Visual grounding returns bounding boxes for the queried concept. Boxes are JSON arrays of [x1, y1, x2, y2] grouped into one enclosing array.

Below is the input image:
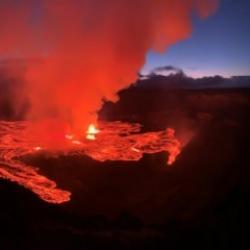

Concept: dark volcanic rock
[[1, 86, 250, 249]]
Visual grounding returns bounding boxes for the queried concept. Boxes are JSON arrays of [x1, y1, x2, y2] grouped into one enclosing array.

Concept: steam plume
[[0, 0, 219, 138]]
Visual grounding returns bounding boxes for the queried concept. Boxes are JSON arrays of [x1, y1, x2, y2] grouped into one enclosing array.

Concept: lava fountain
[[86, 124, 100, 141], [0, 120, 181, 203]]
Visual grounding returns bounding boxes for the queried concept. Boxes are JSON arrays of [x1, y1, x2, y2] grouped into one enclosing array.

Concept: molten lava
[[86, 124, 100, 140], [0, 120, 182, 204]]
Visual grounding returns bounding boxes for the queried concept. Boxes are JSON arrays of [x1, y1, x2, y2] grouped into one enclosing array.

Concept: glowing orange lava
[[0, 120, 182, 204], [86, 124, 100, 140]]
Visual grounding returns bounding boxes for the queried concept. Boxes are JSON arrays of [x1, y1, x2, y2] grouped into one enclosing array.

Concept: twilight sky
[[142, 0, 250, 78]]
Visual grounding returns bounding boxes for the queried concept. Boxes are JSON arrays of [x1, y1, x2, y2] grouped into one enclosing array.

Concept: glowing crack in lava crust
[[0, 121, 181, 204]]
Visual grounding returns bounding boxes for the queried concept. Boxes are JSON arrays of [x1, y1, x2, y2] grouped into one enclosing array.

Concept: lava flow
[[0, 120, 181, 204]]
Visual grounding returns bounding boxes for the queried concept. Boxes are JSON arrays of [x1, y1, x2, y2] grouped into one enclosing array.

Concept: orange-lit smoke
[[0, 0, 219, 137]]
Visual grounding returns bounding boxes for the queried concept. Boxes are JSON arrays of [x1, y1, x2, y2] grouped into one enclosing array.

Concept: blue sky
[[142, 0, 250, 78]]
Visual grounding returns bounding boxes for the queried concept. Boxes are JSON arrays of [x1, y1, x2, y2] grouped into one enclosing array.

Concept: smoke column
[[0, 0, 219, 142]]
